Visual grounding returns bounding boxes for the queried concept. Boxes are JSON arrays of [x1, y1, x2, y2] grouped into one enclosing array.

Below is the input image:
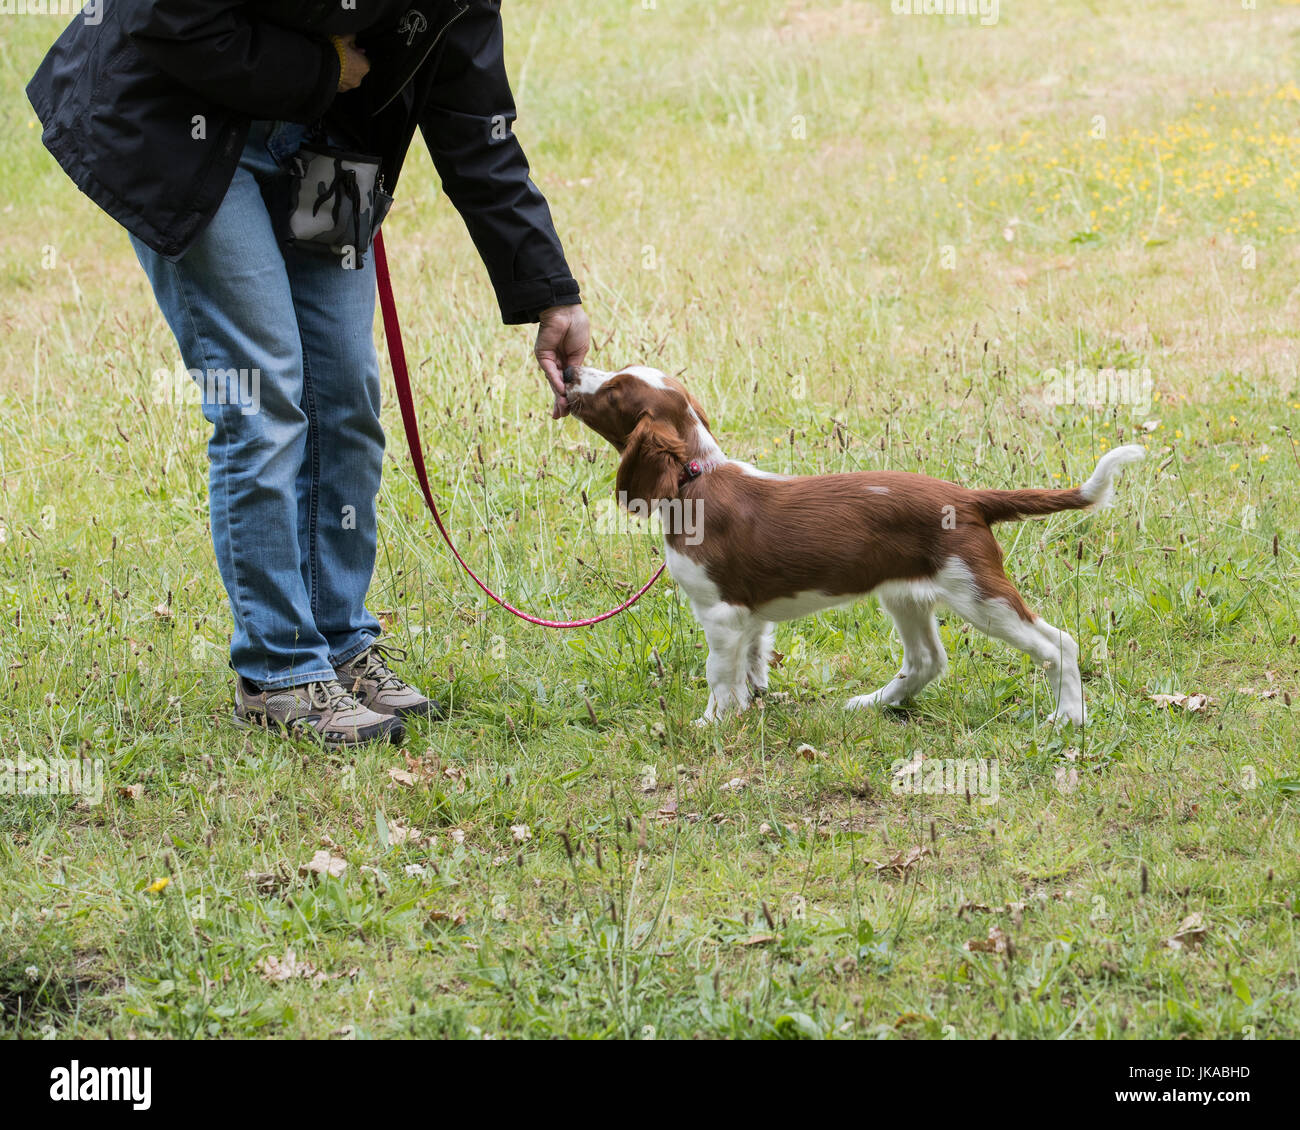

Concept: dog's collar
[[678, 458, 720, 488]]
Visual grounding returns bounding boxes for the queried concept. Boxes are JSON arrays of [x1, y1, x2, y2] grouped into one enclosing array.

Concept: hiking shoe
[[334, 643, 444, 720], [233, 677, 406, 747]]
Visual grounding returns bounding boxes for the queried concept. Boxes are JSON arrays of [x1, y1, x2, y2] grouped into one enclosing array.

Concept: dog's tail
[[972, 445, 1144, 525]]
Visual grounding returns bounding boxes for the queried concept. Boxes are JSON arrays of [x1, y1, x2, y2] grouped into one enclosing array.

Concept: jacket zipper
[[370, 1, 470, 116]]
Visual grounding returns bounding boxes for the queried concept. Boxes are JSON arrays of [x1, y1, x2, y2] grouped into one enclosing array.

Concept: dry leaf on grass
[[1150, 692, 1212, 712], [720, 776, 748, 792], [389, 760, 468, 792], [387, 751, 444, 789], [1238, 683, 1282, 700], [1167, 912, 1208, 950], [795, 743, 825, 761], [957, 900, 1027, 927], [151, 604, 173, 621], [246, 863, 293, 895], [385, 819, 434, 849], [117, 783, 144, 801], [737, 934, 776, 947], [298, 850, 347, 879], [964, 925, 1013, 955], [427, 908, 468, 927], [256, 948, 358, 986], [256, 950, 316, 983], [1055, 766, 1080, 793], [510, 824, 532, 843], [875, 845, 931, 875]]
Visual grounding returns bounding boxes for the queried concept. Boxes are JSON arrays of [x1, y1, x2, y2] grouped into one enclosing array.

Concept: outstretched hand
[[334, 34, 370, 92], [535, 304, 590, 419]]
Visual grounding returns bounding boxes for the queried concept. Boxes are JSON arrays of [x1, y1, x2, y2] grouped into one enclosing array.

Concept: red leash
[[372, 230, 665, 628]]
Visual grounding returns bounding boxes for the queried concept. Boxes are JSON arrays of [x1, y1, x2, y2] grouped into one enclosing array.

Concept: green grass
[[1, 0, 1298, 1039]]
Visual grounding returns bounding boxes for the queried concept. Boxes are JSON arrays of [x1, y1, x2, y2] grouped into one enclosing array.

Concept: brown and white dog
[[563, 364, 1143, 726]]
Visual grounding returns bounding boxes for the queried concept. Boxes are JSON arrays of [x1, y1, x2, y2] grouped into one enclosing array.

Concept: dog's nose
[[562, 365, 578, 387]]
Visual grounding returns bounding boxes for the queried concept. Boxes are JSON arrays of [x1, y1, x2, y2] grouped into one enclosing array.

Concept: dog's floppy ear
[[617, 415, 685, 512]]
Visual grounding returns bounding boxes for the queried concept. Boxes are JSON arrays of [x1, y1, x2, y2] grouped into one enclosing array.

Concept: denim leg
[[129, 122, 337, 689], [282, 241, 385, 667]]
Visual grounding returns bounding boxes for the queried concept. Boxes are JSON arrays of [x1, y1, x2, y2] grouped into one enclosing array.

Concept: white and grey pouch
[[284, 141, 393, 269]]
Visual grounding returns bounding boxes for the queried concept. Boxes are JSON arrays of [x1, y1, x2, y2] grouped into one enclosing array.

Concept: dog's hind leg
[[937, 562, 1085, 725], [1029, 617, 1084, 725], [846, 589, 946, 710]]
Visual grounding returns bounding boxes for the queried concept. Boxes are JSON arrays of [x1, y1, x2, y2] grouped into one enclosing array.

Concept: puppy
[[564, 364, 1142, 725]]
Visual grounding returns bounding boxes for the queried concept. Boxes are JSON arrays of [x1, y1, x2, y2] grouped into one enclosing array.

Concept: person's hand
[[333, 35, 370, 92], [535, 304, 590, 419]]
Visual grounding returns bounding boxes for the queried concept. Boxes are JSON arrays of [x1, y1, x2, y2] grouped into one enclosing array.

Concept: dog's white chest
[[663, 544, 722, 608]]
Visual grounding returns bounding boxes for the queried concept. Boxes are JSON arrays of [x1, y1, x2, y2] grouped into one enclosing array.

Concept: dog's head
[[563, 365, 712, 511]]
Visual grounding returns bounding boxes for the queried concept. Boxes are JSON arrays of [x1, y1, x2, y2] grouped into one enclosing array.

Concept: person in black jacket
[[28, 1, 590, 746]]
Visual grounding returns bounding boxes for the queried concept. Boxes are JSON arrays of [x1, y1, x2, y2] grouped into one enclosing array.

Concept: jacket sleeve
[[119, 0, 339, 123], [418, 1, 581, 324]]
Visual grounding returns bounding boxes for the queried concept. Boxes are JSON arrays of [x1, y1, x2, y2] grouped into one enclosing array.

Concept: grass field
[[1, 0, 1298, 1039]]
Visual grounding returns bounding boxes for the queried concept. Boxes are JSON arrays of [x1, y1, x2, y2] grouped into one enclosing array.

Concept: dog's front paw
[[1045, 706, 1087, 727], [697, 686, 752, 725], [695, 692, 721, 727], [845, 692, 885, 711]]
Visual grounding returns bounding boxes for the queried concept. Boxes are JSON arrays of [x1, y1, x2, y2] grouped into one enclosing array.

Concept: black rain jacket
[[26, 0, 581, 323]]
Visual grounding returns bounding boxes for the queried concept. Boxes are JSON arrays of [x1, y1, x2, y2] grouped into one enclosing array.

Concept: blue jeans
[[131, 120, 384, 689]]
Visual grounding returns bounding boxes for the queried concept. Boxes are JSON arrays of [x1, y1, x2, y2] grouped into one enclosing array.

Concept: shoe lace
[[356, 643, 409, 692], [306, 679, 361, 712]]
